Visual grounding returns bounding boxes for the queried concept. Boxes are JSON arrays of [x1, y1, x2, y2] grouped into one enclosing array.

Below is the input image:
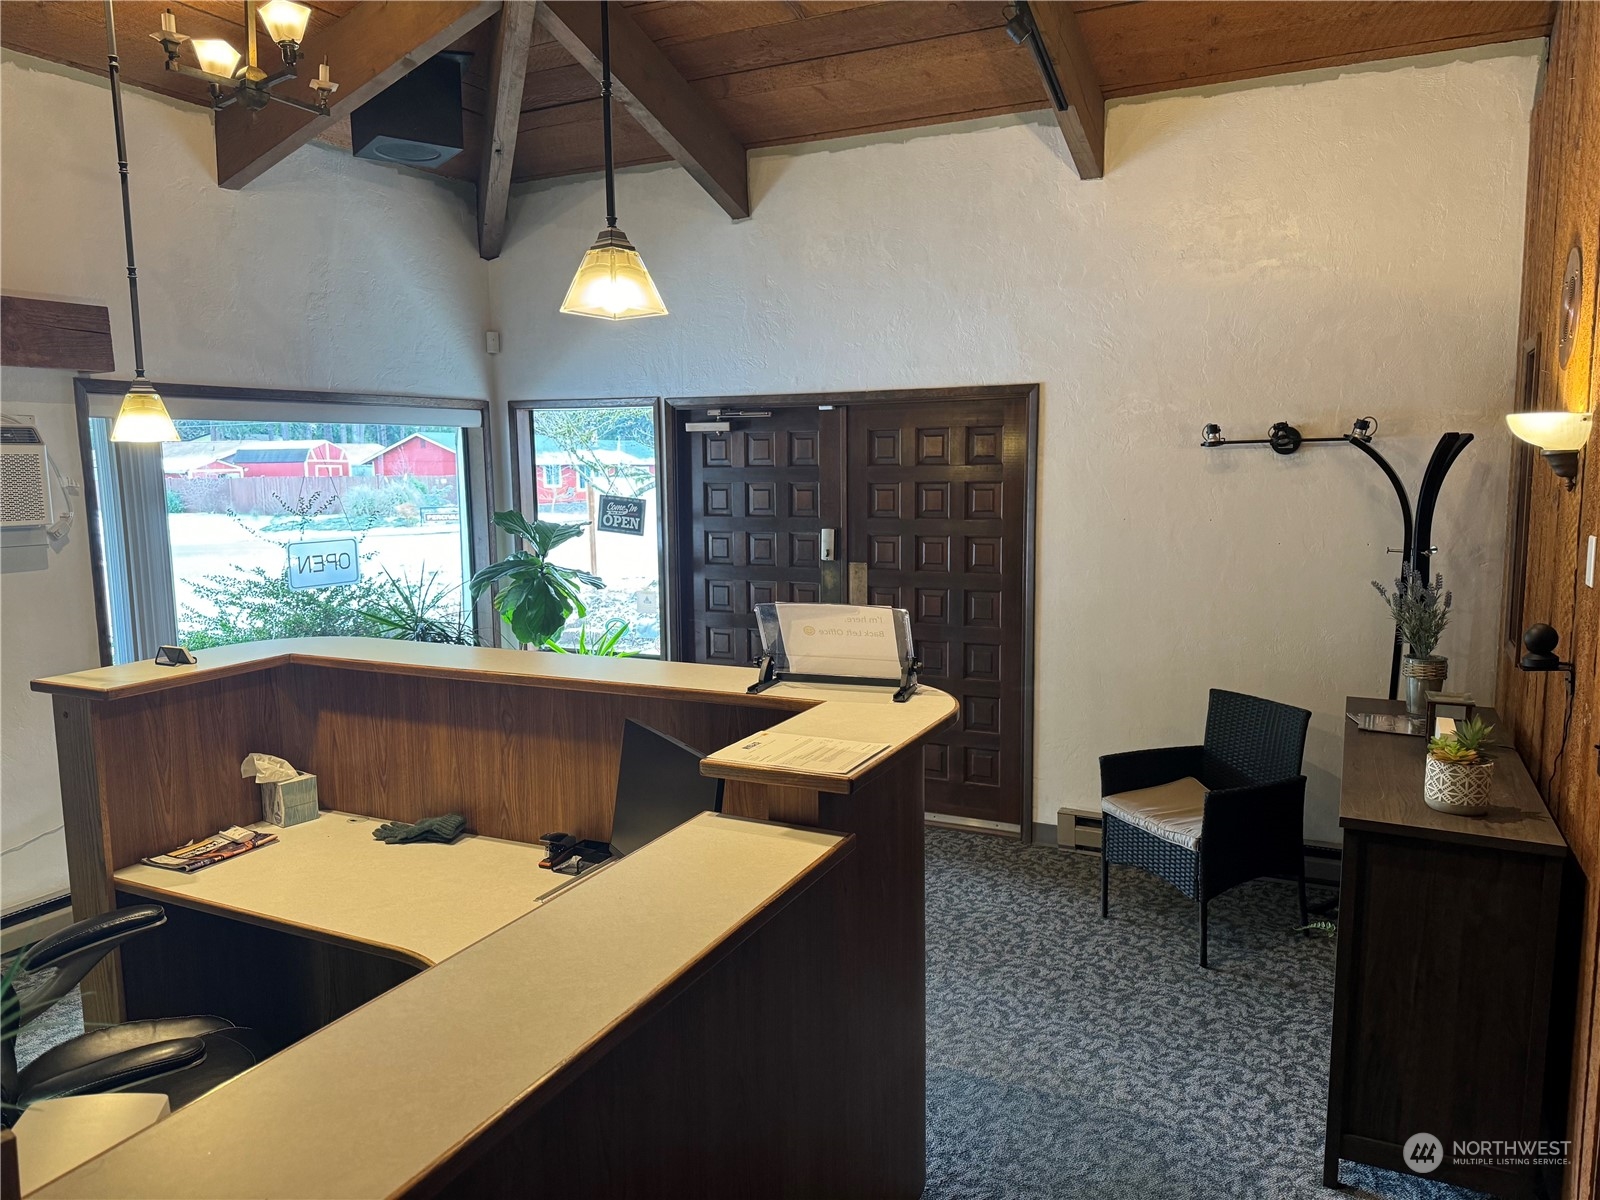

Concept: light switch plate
[[1586, 534, 1596, 588]]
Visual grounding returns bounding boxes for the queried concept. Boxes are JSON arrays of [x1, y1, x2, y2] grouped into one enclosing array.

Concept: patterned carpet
[[14, 833, 1483, 1199], [925, 828, 1484, 1200]]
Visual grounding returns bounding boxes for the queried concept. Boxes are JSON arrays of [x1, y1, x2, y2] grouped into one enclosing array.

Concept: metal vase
[[1402, 655, 1449, 716]]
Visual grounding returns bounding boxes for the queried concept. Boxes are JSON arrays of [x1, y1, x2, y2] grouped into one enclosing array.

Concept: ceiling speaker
[[351, 52, 470, 167]]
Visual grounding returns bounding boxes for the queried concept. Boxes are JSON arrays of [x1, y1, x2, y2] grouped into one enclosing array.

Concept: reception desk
[[31, 639, 957, 1197]]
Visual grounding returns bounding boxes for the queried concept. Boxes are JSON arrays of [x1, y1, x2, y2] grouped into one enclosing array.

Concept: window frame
[[74, 378, 498, 665], [509, 397, 670, 659]]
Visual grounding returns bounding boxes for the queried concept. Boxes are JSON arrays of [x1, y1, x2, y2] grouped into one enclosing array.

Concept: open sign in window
[[287, 538, 361, 590]]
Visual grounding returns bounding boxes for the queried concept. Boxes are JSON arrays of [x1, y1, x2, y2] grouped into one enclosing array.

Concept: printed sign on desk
[[597, 494, 646, 535], [286, 538, 360, 590]]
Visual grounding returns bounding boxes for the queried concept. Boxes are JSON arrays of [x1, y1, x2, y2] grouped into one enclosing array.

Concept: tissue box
[[260, 773, 319, 827]]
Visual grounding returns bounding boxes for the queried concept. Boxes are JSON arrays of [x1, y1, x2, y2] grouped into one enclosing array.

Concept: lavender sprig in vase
[[1372, 567, 1452, 715]]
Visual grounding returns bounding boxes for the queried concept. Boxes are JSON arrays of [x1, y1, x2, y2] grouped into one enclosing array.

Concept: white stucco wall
[[487, 47, 1543, 841], [0, 52, 491, 911]]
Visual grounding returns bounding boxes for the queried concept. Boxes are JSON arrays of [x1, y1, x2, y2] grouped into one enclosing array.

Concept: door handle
[[820, 528, 836, 562]]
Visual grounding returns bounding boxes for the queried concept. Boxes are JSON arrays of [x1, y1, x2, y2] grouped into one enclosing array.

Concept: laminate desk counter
[[35, 640, 954, 1197], [34, 814, 852, 1200], [114, 812, 568, 967]]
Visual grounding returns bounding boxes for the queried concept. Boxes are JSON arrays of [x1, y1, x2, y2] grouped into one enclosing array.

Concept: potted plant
[[1423, 716, 1495, 816], [1372, 566, 1452, 715], [469, 511, 604, 648]]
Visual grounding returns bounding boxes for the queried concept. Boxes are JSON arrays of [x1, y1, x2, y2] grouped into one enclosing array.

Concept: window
[[516, 401, 664, 657], [80, 383, 490, 664]]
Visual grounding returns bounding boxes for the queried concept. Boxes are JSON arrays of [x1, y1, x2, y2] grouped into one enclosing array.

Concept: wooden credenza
[[1324, 698, 1572, 1198]]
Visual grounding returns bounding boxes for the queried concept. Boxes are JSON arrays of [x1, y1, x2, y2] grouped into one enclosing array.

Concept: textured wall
[[0, 52, 490, 911], [489, 48, 1543, 840]]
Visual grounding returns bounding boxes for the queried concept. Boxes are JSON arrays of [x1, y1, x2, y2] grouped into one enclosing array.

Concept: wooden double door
[[671, 387, 1037, 834]]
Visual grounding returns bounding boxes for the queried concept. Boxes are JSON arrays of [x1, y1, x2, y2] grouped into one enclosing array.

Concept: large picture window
[[513, 400, 665, 657], [78, 382, 491, 665]]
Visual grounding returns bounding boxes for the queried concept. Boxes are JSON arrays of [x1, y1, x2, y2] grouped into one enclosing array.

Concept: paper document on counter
[[713, 730, 891, 775]]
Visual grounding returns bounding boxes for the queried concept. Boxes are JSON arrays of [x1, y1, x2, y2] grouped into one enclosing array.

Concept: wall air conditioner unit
[[1, 421, 57, 530]]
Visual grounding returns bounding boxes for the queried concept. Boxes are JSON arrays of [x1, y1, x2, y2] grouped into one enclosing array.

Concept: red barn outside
[[364, 433, 458, 478]]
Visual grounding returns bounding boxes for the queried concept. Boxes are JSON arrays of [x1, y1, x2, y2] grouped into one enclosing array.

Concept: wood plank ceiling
[[0, 0, 1554, 254], [3, 1, 1553, 178]]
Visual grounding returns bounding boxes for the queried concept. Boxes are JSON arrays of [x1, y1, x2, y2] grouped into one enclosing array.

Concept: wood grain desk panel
[[35, 815, 850, 1200], [114, 812, 563, 967]]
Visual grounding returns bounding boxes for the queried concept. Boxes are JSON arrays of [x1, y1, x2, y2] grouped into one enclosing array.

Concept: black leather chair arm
[[1099, 745, 1204, 797], [18, 1037, 206, 1106], [1200, 776, 1308, 899], [14, 906, 166, 1031]]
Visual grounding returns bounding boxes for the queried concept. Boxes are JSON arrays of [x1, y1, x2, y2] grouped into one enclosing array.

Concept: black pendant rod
[[601, 2, 616, 229], [104, 0, 148, 382]]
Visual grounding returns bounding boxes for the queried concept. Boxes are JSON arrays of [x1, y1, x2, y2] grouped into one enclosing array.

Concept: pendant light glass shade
[[257, 0, 311, 45], [561, 227, 668, 321], [1505, 410, 1592, 451], [110, 381, 180, 443], [191, 37, 243, 78]]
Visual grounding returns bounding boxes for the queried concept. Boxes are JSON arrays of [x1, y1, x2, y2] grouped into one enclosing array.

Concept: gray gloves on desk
[[372, 814, 468, 845]]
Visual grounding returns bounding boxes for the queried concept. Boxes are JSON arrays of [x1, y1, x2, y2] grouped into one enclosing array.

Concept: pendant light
[[105, 0, 178, 442], [560, 3, 667, 321]]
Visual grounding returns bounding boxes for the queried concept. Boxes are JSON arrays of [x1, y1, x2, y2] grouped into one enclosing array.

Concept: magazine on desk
[[142, 826, 278, 873]]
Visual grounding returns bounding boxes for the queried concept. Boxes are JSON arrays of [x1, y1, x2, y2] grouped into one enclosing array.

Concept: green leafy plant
[[543, 618, 634, 656], [179, 565, 392, 649], [469, 511, 603, 648], [359, 568, 478, 645], [1427, 716, 1495, 764], [1372, 566, 1452, 658]]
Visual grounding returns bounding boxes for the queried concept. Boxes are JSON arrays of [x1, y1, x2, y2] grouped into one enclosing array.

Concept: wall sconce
[[1506, 411, 1591, 490]]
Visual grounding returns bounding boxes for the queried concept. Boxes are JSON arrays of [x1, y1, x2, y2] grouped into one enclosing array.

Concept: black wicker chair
[[1099, 689, 1312, 967]]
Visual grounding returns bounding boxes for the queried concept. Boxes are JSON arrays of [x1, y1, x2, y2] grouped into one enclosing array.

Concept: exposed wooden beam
[[1024, 1, 1106, 180], [537, 1, 750, 220], [478, 2, 539, 259], [1, 298, 114, 372], [215, 1, 500, 190]]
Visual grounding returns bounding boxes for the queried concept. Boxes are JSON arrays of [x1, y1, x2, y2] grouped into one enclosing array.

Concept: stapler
[[538, 832, 579, 870], [538, 833, 612, 874]]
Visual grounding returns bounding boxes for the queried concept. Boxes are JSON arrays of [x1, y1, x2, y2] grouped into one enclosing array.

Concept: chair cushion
[[1101, 776, 1207, 851]]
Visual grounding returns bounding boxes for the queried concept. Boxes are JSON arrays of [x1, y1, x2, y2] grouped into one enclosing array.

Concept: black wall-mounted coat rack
[[1201, 418, 1474, 699]]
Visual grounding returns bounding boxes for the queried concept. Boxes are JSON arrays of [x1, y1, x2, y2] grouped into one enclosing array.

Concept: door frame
[[508, 396, 672, 659], [663, 385, 1040, 843]]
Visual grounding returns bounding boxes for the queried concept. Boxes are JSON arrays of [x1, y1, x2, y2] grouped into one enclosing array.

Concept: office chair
[[2, 905, 261, 1127], [1099, 689, 1311, 967]]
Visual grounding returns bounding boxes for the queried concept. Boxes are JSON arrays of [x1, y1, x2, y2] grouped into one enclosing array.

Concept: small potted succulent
[[1372, 566, 1452, 715], [1423, 716, 1495, 816]]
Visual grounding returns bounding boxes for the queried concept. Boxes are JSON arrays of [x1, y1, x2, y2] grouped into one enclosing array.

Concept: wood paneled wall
[[1496, 5, 1600, 1196]]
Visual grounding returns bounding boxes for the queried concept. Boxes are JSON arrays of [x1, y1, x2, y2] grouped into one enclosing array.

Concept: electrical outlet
[[1587, 534, 1596, 588]]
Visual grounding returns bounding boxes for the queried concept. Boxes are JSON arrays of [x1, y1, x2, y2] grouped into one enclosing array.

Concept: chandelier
[[152, 1, 337, 115]]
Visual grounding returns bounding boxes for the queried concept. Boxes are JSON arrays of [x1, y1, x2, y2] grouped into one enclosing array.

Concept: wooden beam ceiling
[[1, 0, 1555, 192], [215, 0, 501, 189], [477, 1, 538, 259], [537, 1, 750, 220], [1023, 2, 1105, 181]]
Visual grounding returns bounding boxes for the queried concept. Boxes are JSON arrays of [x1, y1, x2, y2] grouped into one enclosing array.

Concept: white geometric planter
[[1423, 757, 1495, 816]]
